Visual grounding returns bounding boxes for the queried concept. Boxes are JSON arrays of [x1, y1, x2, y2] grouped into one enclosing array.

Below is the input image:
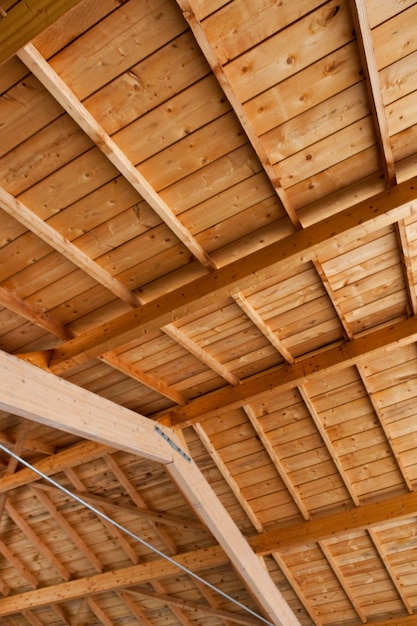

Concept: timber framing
[[0, 350, 299, 626], [2, 1, 417, 624]]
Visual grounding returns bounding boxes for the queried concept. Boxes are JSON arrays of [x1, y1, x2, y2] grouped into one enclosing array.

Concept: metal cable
[[0, 443, 274, 625]]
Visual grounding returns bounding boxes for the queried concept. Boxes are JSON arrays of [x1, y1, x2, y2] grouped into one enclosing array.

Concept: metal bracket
[[154, 425, 191, 462]]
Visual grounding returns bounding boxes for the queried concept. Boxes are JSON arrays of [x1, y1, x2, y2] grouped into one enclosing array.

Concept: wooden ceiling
[[1, 0, 417, 624]]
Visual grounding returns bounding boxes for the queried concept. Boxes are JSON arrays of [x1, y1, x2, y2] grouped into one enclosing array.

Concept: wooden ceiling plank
[[0, 0, 83, 65], [232, 294, 295, 363], [31, 485, 103, 573], [100, 351, 186, 406], [312, 259, 354, 340], [270, 552, 319, 625], [125, 586, 265, 626], [51, 604, 71, 625], [5, 500, 71, 581], [21, 610, 44, 626], [165, 314, 417, 427], [192, 577, 238, 626], [117, 591, 154, 626], [150, 579, 195, 626], [194, 422, 264, 533], [87, 598, 116, 626], [46, 175, 417, 372], [0, 350, 299, 626], [0, 186, 140, 309], [0, 285, 180, 406], [164, 430, 302, 626], [17, 43, 217, 271], [250, 489, 417, 556], [356, 362, 414, 490], [0, 440, 110, 494], [349, 0, 396, 185], [103, 453, 178, 556], [298, 385, 360, 506], [0, 420, 30, 523], [0, 579, 10, 597], [76, 490, 205, 533], [396, 220, 417, 315]]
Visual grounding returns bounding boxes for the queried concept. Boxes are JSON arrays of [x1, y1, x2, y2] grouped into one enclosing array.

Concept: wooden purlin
[[164, 314, 417, 427], [40, 175, 417, 372]]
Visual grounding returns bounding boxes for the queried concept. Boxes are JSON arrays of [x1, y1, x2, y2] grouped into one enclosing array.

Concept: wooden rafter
[[3, 435, 417, 564], [0, 186, 140, 308], [349, 0, 396, 185], [175, 0, 300, 227], [0, 285, 73, 340], [18, 43, 216, 271], [125, 587, 265, 626]]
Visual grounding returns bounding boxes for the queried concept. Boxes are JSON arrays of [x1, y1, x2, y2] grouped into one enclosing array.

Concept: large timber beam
[[0, 350, 300, 626], [41, 175, 417, 373], [250, 489, 417, 555], [161, 314, 417, 426], [0, 544, 228, 616], [0, 0, 83, 65]]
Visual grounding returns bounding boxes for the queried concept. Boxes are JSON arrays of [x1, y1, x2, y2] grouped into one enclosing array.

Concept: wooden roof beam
[[0, 186, 140, 309], [176, 0, 300, 227], [0, 0, 83, 65], [250, 489, 417, 555], [163, 313, 417, 427], [0, 285, 73, 340], [349, 0, 396, 185], [18, 43, 216, 271], [0, 350, 300, 626], [43, 174, 417, 373]]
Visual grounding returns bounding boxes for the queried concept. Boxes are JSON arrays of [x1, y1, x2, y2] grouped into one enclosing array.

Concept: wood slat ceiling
[[1, 0, 417, 624]]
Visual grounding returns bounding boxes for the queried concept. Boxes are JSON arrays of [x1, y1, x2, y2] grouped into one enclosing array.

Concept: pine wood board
[[291, 155, 383, 219], [50, 0, 187, 100], [276, 117, 376, 188], [86, 31, 211, 136], [138, 112, 248, 191], [0, 75, 63, 158], [262, 82, 369, 164], [0, 116, 93, 197], [223, 0, 354, 103], [373, 4, 417, 70], [245, 41, 362, 137]]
